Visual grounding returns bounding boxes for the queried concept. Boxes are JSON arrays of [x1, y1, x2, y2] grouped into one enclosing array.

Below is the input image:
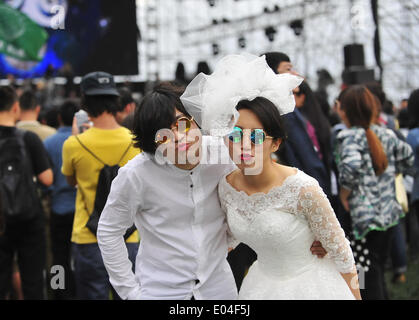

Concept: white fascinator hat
[[180, 53, 304, 136]]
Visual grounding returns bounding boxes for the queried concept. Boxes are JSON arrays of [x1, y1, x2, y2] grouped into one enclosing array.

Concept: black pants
[[360, 227, 394, 300], [0, 214, 47, 300], [227, 243, 257, 291], [407, 201, 419, 257], [50, 211, 75, 300]]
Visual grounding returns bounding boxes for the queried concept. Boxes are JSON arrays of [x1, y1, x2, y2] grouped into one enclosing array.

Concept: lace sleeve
[[297, 183, 356, 274], [219, 179, 240, 250]]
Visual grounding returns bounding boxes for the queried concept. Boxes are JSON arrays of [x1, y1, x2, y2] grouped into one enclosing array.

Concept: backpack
[[0, 129, 41, 231], [75, 136, 136, 240]]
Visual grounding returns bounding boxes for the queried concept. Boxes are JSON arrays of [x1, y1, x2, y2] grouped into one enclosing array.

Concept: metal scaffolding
[[139, 0, 419, 103], [143, 0, 161, 82]]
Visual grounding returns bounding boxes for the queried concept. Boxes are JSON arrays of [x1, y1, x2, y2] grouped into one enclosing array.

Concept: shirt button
[[190, 184, 193, 188]]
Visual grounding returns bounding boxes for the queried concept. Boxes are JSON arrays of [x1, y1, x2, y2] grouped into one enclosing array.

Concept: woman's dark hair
[[314, 91, 331, 122], [297, 81, 332, 169], [235, 97, 287, 144], [407, 89, 419, 129], [81, 94, 120, 118], [340, 85, 388, 176], [132, 82, 191, 154]]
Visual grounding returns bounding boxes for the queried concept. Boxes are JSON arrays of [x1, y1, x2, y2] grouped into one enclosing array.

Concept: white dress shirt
[[97, 137, 238, 300]]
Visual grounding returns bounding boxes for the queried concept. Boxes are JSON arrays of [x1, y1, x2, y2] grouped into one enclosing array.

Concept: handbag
[[395, 173, 409, 213]]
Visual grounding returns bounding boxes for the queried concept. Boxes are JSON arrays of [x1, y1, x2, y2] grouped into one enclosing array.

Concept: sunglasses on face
[[172, 116, 194, 133], [227, 127, 273, 145], [155, 115, 194, 145]]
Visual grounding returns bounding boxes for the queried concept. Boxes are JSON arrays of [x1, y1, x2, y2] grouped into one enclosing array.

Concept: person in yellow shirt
[[62, 72, 140, 300]]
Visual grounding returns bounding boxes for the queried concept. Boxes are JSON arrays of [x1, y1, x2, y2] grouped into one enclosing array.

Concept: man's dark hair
[[0, 86, 17, 112], [39, 107, 59, 129], [60, 99, 80, 126], [118, 87, 134, 111], [262, 52, 291, 74], [81, 94, 120, 118], [19, 90, 38, 111], [132, 82, 191, 154]]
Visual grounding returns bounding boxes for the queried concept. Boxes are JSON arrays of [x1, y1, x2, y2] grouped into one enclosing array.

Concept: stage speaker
[[344, 44, 365, 68], [342, 67, 375, 85]]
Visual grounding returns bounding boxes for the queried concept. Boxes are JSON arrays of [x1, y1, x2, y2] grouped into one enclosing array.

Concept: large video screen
[[0, 0, 139, 78]]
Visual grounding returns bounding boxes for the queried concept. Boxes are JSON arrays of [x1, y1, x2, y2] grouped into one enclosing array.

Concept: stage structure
[[138, 0, 419, 104]]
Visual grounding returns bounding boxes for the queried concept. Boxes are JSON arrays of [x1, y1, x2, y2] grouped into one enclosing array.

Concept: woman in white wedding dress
[[181, 54, 361, 300], [218, 101, 360, 300]]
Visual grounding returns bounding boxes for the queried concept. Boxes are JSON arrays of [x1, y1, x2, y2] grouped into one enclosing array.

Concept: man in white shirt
[[97, 83, 326, 300], [97, 83, 238, 300]]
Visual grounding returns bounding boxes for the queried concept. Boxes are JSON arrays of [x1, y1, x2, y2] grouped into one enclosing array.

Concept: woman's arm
[[339, 187, 351, 212], [297, 183, 361, 300]]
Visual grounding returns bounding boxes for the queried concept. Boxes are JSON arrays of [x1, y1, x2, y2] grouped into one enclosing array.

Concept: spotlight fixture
[[289, 19, 304, 36], [238, 36, 246, 48], [212, 43, 220, 56], [263, 5, 280, 13], [207, 0, 216, 7], [264, 26, 277, 42]]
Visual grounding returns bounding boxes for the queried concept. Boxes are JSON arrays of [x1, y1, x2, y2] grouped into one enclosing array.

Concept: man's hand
[[310, 241, 327, 258], [72, 115, 92, 136]]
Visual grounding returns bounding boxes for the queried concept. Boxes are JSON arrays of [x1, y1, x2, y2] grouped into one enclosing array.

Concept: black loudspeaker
[[342, 67, 375, 85], [344, 44, 365, 68]]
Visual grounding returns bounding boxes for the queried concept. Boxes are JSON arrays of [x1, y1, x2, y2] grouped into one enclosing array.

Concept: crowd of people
[[0, 50, 418, 300]]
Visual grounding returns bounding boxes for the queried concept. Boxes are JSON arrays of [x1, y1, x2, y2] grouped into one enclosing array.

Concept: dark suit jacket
[[279, 109, 331, 197]]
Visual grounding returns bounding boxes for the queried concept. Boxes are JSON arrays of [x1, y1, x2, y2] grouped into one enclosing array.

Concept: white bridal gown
[[219, 169, 356, 300]]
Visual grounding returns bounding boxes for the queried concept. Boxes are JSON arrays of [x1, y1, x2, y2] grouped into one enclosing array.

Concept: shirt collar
[[147, 151, 202, 176], [58, 126, 72, 133], [17, 120, 41, 126]]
